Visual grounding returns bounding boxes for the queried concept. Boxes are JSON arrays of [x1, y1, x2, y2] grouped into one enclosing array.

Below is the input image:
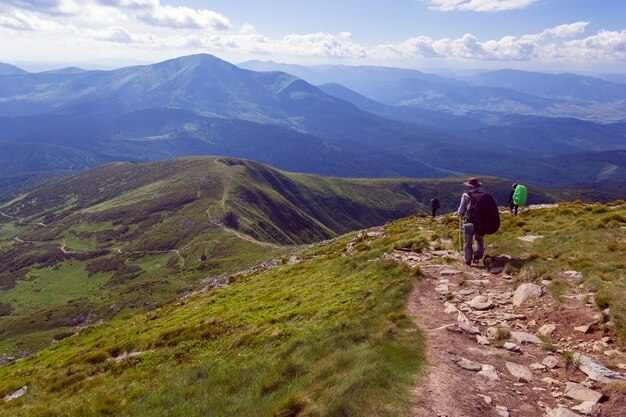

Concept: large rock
[[452, 356, 482, 372], [457, 312, 480, 334], [478, 364, 500, 381], [564, 382, 604, 403], [538, 323, 556, 337], [546, 407, 581, 417], [571, 402, 597, 416], [3, 386, 27, 402], [542, 355, 560, 369], [468, 295, 494, 310], [574, 353, 626, 383], [505, 362, 533, 382], [511, 331, 542, 345], [512, 283, 543, 306]]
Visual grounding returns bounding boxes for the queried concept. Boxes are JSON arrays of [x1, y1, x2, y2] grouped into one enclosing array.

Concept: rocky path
[[387, 250, 626, 417]]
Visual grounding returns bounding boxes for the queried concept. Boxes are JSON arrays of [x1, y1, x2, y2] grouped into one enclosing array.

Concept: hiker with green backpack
[[508, 183, 528, 215], [457, 177, 501, 266]]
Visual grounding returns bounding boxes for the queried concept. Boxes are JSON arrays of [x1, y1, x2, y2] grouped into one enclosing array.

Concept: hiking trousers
[[463, 223, 484, 264]]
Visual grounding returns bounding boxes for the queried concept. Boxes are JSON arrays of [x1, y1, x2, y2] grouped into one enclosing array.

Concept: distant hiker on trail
[[457, 177, 500, 266], [508, 183, 519, 215], [509, 182, 528, 215], [430, 198, 440, 217]]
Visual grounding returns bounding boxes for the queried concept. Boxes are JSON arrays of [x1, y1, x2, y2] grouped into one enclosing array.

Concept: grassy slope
[[0, 156, 620, 358], [1, 200, 623, 417], [0, 233, 426, 417]]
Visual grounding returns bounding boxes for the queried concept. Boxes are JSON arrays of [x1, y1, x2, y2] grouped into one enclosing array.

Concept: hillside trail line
[[205, 159, 283, 250], [385, 248, 625, 417]]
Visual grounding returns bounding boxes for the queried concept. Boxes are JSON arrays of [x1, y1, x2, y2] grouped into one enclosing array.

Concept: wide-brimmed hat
[[463, 177, 482, 188]]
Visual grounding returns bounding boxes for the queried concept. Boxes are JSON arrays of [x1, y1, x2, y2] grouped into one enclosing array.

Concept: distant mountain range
[[241, 61, 626, 123], [0, 54, 624, 200]]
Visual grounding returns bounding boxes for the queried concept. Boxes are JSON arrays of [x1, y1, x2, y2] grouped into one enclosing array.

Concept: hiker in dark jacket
[[508, 183, 519, 215], [457, 177, 484, 266], [430, 198, 440, 217]]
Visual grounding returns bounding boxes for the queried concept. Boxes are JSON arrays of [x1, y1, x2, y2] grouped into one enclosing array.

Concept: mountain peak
[[0, 62, 27, 75]]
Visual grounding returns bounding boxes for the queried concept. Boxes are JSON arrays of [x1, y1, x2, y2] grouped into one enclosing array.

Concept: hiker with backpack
[[457, 177, 500, 266], [508, 182, 528, 215], [430, 198, 440, 217]]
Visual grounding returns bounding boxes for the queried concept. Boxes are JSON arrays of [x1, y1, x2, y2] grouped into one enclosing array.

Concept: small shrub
[[47, 372, 87, 392], [562, 351, 576, 371], [393, 234, 429, 253], [493, 327, 510, 348], [272, 392, 307, 417], [538, 335, 557, 352]]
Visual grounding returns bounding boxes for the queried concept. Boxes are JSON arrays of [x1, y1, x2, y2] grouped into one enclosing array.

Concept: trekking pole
[[458, 216, 462, 251]]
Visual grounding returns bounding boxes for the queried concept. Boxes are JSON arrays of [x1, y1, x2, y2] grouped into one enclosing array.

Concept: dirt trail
[[205, 159, 283, 250], [387, 250, 626, 417]]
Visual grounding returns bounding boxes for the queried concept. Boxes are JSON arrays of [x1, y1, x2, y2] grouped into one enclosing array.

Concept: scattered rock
[[531, 363, 547, 371], [3, 386, 27, 402], [490, 266, 504, 274], [478, 364, 500, 381], [503, 342, 521, 352], [452, 356, 482, 372], [435, 283, 449, 295], [496, 405, 510, 417], [443, 302, 458, 314], [564, 382, 604, 404], [517, 235, 544, 243], [513, 283, 543, 306], [542, 377, 559, 385], [476, 335, 490, 345], [538, 323, 557, 337], [546, 407, 581, 417], [511, 331, 542, 345], [458, 289, 477, 296], [477, 394, 492, 404], [506, 362, 533, 383], [287, 255, 300, 265], [564, 270, 583, 280], [542, 355, 560, 369], [571, 401, 597, 416], [574, 325, 591, 334], [457, 312, 480, 334], [468, 295, 494, 310], [574, 352, 626, 383]]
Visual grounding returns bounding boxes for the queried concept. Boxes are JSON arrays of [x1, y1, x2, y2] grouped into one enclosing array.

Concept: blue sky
[[1, 0, 625, 73]]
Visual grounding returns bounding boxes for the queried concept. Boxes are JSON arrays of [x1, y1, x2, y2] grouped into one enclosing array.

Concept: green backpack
[[513, 184, 528, 206]]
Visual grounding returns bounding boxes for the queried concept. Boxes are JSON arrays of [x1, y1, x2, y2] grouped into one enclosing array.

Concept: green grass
[[0, 262, 111, 315], [0, 244, 426, 417], [0, 222, 28, 240]]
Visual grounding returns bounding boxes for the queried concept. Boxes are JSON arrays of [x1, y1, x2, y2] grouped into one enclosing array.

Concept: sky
[[1, 0, 626, 73]]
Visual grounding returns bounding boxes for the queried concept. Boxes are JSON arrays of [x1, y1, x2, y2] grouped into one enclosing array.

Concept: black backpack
[[466, 191, 500, 235]]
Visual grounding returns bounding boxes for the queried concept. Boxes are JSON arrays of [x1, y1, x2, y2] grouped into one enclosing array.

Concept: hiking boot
[[464, 260, 471, 266]]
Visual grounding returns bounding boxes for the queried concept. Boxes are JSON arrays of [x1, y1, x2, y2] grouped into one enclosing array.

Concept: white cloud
[[2, 0, 81, 15], [564, 29, 626, 60], [92, 0, 232, 30], [425, 0, 540, 12], [372, 22, 608, 62], [541, 21, 589, 38], [91, 25, 133, 42], [0, 10, 77, 32], [136, 4, 231, 30]]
